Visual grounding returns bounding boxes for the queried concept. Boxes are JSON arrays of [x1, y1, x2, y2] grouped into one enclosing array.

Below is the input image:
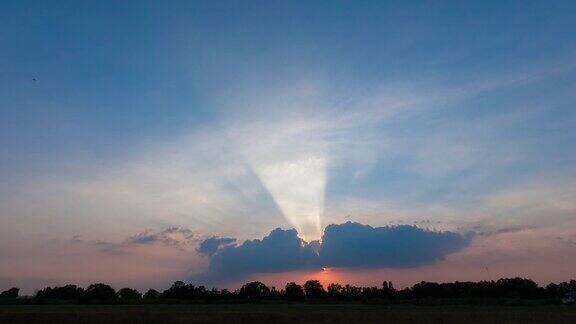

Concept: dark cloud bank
[[196, 222, 470, 283], [197, 236, 237, 256]]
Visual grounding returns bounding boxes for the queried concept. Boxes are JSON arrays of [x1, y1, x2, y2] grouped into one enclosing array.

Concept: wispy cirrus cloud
[[128, 227, 197, 247], [64, 227, 199, 256]]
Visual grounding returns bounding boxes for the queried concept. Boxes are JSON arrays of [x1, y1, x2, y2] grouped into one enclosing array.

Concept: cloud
[[199, 228, 319, 282], [319, 222, 470, 268], [65, 227, 199, 256], [128, 227, 197, 247], [197, 222, 469, 283], [197, 236, 236, 256]]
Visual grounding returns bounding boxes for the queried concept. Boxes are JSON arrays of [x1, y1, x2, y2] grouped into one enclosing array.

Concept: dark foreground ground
[[1, 304, 576, 324]]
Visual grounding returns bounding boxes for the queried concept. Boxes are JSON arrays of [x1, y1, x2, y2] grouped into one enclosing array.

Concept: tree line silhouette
[[1, 278, 576, 304]]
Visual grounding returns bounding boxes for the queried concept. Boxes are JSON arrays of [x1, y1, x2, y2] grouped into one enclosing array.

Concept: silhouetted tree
[[143, 289, 160, 300], [84, 283, 116, 301], [546, 283, 560, 296], [303, 280, 325, 299], [494, 278, 541, 298], [410, 281, 442, 298], [14, 276, 576, 304], [161, 281, 208, 300], [268, 286, 282, 300], [36, 285, 84, 300], [381, 281, 395, 298], [219, 288, 233, 299], [552, 280, 576, 298], [341, 284, 362, 300], [0, 288, 19, 298], [384, 281, 393, 290], [117, 288, 142, 300], [327, 283, 342, 299], [239, 281, 270, 299], [162, 281, 186, 299], [283, 282, 305, 301]]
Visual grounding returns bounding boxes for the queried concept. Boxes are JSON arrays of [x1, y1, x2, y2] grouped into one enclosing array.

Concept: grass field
[[1, 304, 576, 323]]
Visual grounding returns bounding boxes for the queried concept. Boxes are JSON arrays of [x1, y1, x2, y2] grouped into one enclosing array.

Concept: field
[[1, 304, 576, 324]]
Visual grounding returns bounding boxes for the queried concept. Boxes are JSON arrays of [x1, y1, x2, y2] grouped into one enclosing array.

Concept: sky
[[1, 0, 576, 294]]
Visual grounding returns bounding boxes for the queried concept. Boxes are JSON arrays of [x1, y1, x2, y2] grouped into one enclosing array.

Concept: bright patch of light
[[254, 156, 326, 241]]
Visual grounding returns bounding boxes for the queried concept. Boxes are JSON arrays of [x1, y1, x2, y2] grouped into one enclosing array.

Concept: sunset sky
[[1, 0, 576, 294]]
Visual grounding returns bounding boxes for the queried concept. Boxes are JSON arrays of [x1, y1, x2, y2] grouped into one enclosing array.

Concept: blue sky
[[1, 1, 576, 292]]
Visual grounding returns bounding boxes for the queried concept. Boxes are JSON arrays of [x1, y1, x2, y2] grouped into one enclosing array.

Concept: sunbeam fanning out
[[254, 156, 326, 241], [225, 113, 331, 242]]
